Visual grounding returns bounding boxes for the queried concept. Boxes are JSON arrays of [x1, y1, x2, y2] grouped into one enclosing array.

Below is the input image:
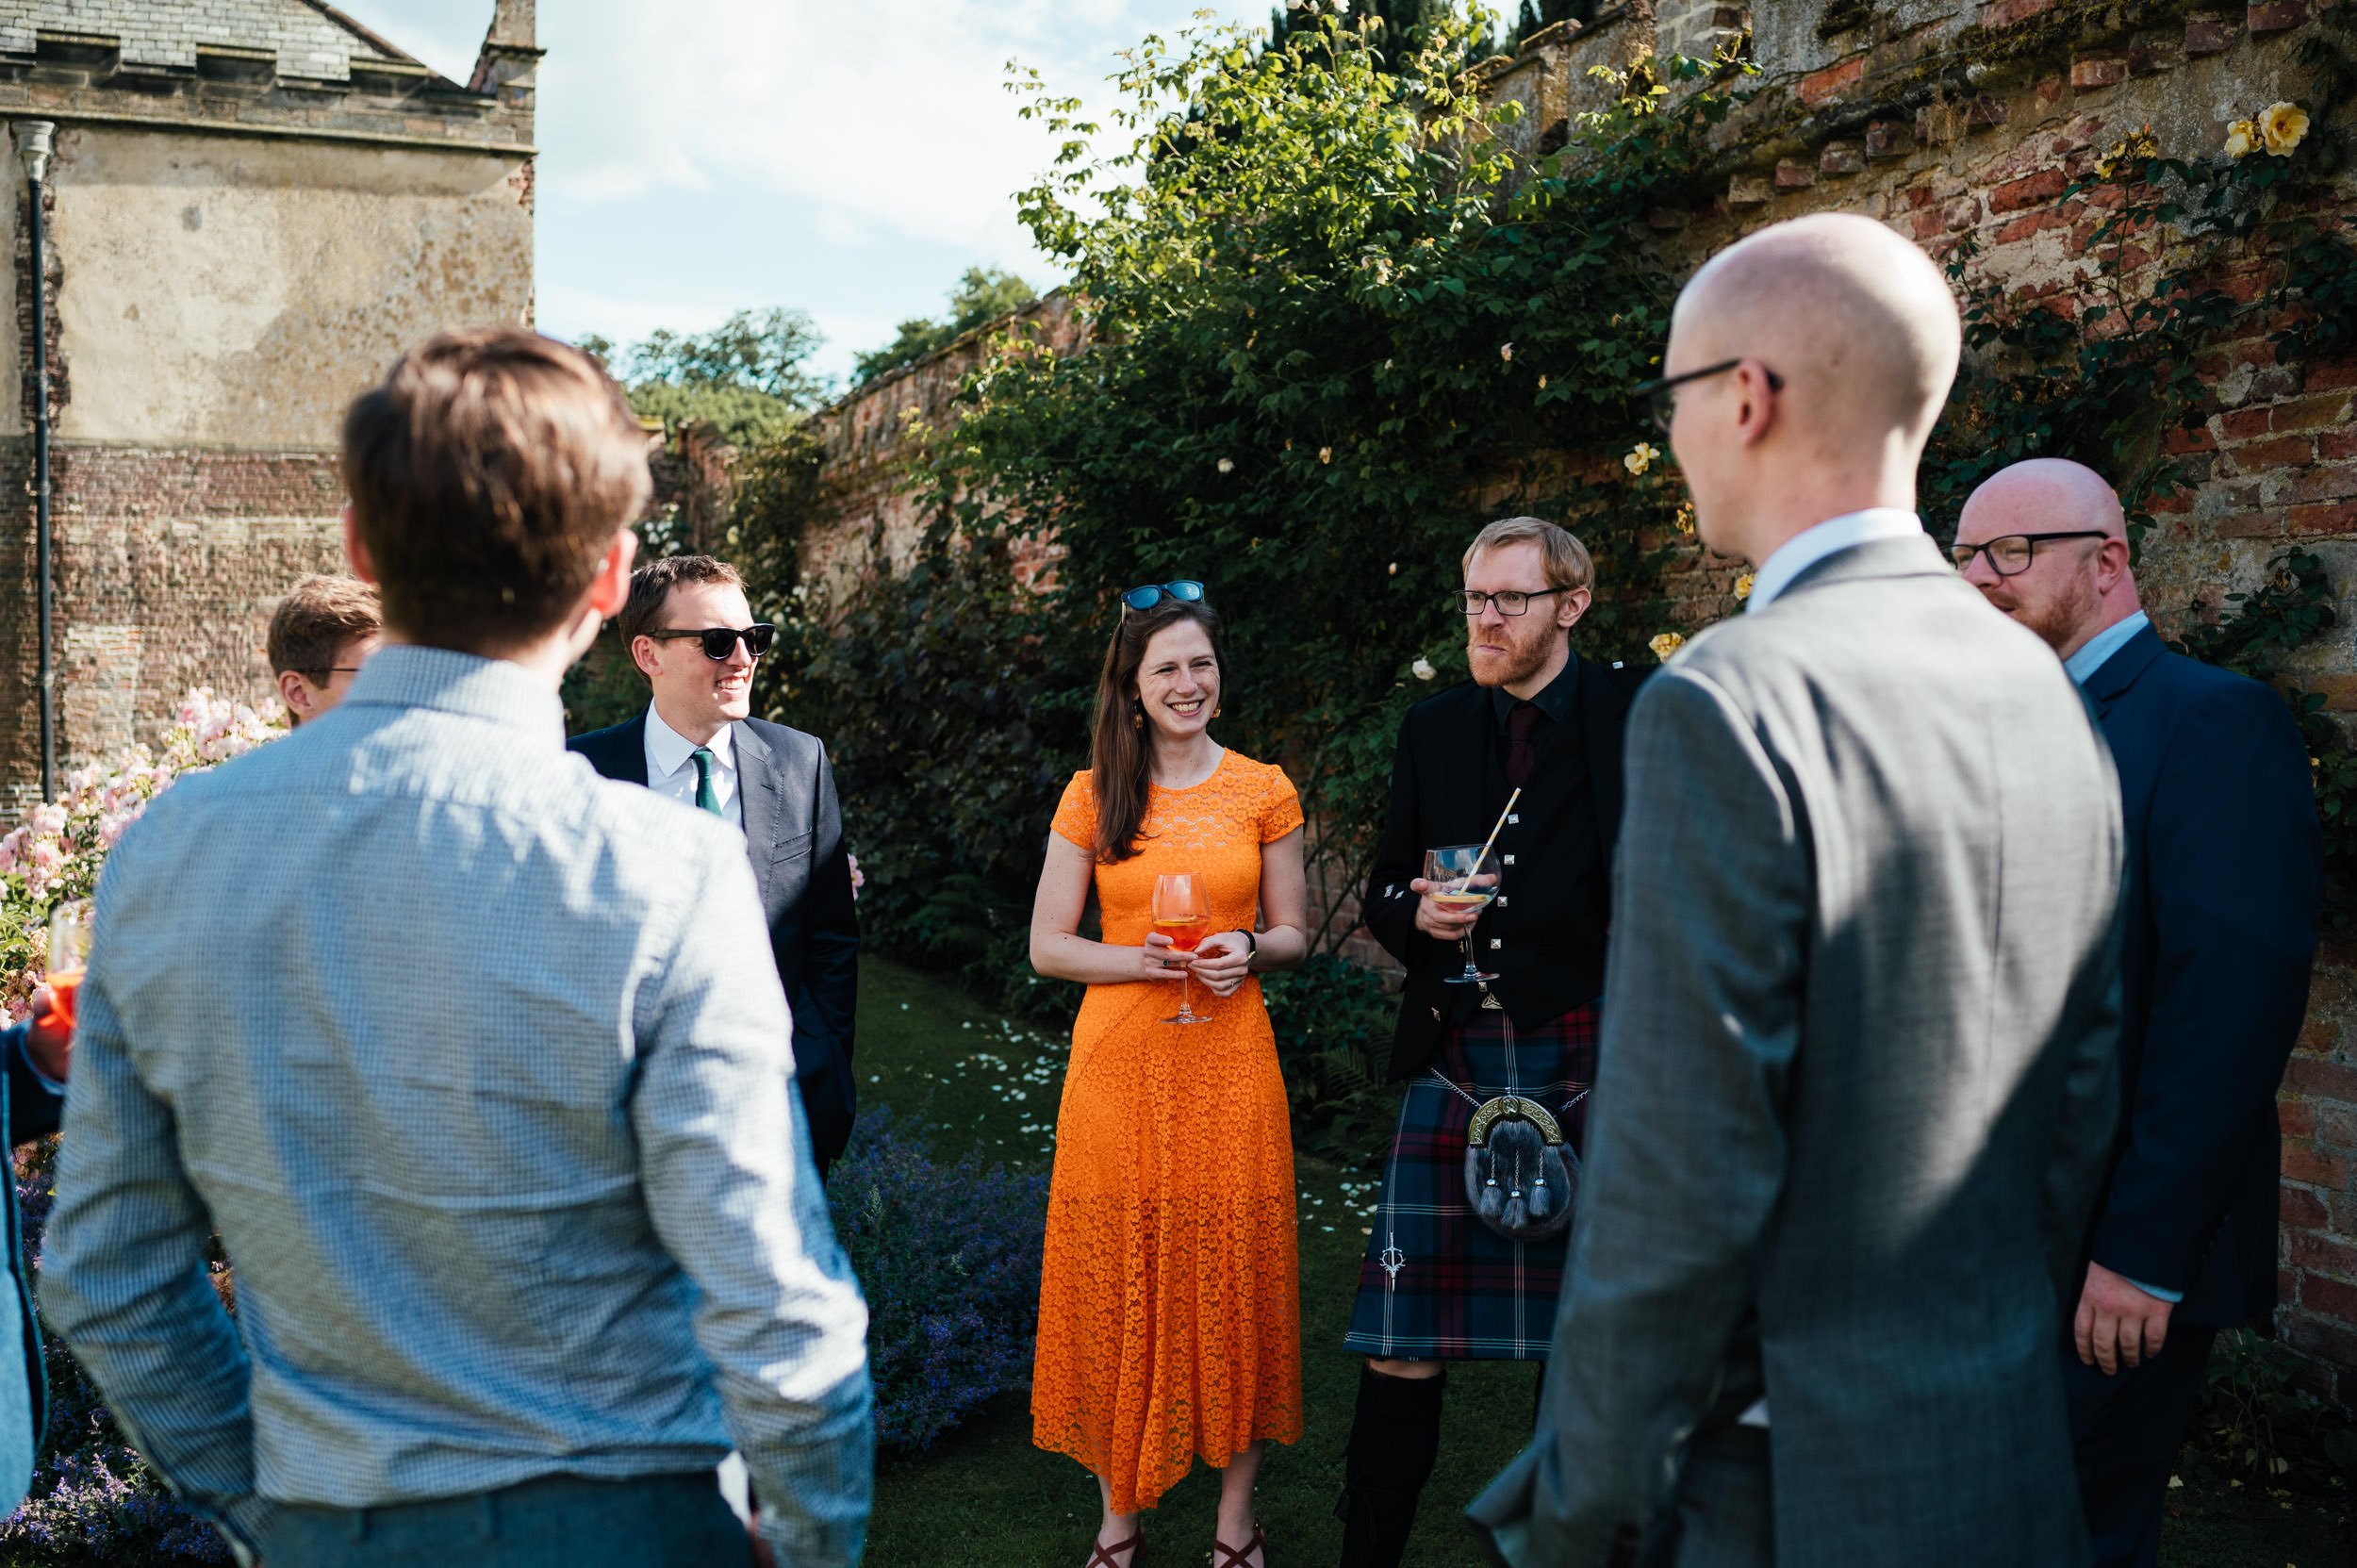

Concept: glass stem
[[1181, 966, 1193, 1019]]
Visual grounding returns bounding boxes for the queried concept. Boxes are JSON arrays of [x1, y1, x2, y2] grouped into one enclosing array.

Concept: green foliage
[[581, 306, 829, 445], [1261, 952, 1399, 1167], [2185, 1329, 2357, 1492], [850, 267, 1040, 388]]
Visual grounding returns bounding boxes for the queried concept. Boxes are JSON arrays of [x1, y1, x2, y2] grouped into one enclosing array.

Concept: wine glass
[[1425, 845, 1501, 985], [40, 898, 93, 1031], [1151, 872, 1211, 1027]]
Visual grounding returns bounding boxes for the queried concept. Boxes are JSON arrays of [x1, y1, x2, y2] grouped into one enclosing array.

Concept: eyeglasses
[[1948, 532, 2111, 578], [645, 624, 777, 660], [301, 667, 366, 683], [1121, 580, 1206, 613], [1450, 587, 1567, 617], [1633, 359, 1786, 436]]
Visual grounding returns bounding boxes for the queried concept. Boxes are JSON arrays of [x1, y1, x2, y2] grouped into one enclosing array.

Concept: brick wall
[[790, 0, 2357, 1401]]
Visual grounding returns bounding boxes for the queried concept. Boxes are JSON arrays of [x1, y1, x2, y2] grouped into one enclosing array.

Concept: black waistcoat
[[1360, 653, 1651, 1081]]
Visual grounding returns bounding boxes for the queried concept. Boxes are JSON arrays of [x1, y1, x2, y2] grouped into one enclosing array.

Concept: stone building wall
[[0, 0, 539, 809], [793, 0, 2357, 1401]]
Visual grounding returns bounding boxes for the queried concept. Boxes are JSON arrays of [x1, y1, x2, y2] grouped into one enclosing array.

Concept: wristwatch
[[1241, 929, 1259, 966]]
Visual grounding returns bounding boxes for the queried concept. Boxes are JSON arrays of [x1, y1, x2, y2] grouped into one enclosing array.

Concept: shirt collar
[[644, 703, 734, 779], [1491, 650, 1581, 728], [340, 645, 565, 747], [2064, 609, 2151, 687], [1746, 508, 1925, 614]]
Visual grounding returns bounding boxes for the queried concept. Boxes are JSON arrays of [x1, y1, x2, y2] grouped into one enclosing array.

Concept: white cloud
[[536, 0, 1264, 272]]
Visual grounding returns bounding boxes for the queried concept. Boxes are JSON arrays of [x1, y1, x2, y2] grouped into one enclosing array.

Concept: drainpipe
[[14, 122, 54, 803]]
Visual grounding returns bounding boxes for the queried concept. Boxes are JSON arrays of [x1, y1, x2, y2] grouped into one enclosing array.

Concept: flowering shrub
[[826, 1112, 1047, 1451], [1, 691, 283, 1019]]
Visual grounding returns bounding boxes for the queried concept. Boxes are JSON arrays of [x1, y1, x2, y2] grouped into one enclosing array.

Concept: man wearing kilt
[[1336, 517, 1650, 1568]]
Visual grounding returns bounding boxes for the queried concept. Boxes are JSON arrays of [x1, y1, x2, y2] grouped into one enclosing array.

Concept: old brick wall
[[793, 0, 2357, 1400], [0, 0, 538, 811]]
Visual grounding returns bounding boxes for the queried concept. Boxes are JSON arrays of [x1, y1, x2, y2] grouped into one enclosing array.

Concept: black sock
[[1336, 1364, 1447, 1568]]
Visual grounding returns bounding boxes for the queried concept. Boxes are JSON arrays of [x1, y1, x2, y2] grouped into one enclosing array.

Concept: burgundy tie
[[1507, 701, 1541, 789]]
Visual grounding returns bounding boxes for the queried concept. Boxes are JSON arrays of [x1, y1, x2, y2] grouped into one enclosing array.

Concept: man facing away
[[1470, 213, 2125, 1567], [41, 329, 874, 1568], [0, 984, 70, 1519], [1953, 457, 2321, 1568], [1339, 518, 1650, 1567], [268, 573, 382, 726], [570, 556, 861, 1175]]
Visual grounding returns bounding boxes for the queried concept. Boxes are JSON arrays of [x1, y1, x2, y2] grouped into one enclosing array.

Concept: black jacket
[[1362, 654, 1652, 1081], [570, 711, 862, 1171], [2079, 625, 2321, 1326]]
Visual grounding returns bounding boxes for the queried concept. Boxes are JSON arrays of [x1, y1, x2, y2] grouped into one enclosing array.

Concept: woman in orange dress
[[1029, 585, 1308, 1568]]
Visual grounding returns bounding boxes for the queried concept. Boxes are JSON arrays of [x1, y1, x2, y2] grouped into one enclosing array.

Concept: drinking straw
[[1472, 786, 1522, 876]]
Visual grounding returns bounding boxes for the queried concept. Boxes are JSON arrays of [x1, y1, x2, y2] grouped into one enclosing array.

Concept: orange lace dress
[[1030, 751, 1305, 1513]]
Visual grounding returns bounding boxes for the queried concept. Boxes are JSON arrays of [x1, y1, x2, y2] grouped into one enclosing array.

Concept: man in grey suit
[[1469, 213, 2125, 1567]]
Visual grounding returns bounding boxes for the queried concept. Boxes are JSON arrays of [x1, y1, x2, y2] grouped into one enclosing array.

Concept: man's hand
[[2075, 1260, 2173, 1376], [22, 984, 71, 1083], [1409, 877, 1484, 942]]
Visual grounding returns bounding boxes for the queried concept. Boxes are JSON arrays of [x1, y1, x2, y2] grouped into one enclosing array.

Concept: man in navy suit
[[571, 555, 861, 1175], [1954, 457, 2322, 1568]]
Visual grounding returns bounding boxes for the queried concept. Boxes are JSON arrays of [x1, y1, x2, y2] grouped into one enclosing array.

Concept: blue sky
[[339, 0, 1267, 387]]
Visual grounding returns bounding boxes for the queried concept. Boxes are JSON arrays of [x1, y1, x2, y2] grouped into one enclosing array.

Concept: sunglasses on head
[[645, 623, 776, 661], [1120, 580, 1206, 614]]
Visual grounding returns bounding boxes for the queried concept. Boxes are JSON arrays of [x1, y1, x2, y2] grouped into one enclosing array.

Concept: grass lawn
[[851, 956, 2356, 1568]]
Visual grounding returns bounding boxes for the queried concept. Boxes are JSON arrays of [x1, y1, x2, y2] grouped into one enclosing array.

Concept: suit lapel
[[2081, 625, 2167, 721], [733, 721, 784, 899]]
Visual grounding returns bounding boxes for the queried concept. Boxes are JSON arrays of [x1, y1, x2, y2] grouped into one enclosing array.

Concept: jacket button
[[1489, 938, 1503, 949]]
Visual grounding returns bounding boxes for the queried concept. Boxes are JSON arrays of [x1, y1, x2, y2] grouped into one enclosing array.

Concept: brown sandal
[[1212, 1522, 1266, 1568], [1085, 1527, 1144, 1568]]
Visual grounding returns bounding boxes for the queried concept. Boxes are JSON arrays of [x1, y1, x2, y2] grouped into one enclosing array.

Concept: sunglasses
[[645, 624, 776, 660], [1120, 580, 1206, 613]]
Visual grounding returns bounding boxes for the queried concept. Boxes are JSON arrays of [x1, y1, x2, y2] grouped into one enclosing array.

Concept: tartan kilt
[[1343, 1001, 1600, 1362]]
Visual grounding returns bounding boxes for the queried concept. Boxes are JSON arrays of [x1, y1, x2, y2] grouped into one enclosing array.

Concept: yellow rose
[[1624, 441, 1660, 476], [1318, 446, 1333, 464], [2224, 118, 2260, 159], [1734, 572, 1755, 601], [2260, 102, 2310, 157], [1499, 342, 1514, 362], [1673, 503, 1696, 536], [1648, 631, 1686, 661]]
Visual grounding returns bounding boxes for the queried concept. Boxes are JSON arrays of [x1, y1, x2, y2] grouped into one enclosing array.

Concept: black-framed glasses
[[1450, 587, 1567, 617], [1948, 532, 2111, 578], [1121, 580, 1206, 613], [645, 624, 776, 660], [301, 667, 366, 682], [1633, 359, 1786, 435]]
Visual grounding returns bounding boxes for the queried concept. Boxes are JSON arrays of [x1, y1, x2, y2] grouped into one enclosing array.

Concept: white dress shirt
[[2065, 609, 2151, 687], [1746, 507, 1926, 615], [644, 703, 744, 830]]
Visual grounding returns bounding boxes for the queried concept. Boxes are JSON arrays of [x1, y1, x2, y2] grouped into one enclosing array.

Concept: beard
[[1981, 570, 2100, 655], [1468, 623, 1561, 687]]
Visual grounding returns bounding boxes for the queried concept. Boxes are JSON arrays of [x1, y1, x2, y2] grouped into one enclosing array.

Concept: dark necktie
[[691, 747, 722, 816], [1506, 701, 1541, 789]]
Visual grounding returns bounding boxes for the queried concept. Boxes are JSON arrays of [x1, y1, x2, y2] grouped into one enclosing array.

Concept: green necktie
[[691, 747, 722, 816]]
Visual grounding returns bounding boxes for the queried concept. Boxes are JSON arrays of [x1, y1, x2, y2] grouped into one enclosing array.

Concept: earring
[[1132, 705, 1144, 730], [1213, 706, 1223, 718]]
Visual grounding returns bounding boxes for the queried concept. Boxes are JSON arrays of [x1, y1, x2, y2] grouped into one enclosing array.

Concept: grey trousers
[[1669, 1426, 1773, 1568], [266, 1471, 746, 1568]]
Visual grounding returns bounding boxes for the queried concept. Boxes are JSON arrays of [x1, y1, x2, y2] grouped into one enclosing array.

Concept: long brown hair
[[1088, 596, 1228, 864]]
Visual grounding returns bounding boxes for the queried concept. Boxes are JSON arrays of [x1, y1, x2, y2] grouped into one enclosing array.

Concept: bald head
[[1663, 214, 1963, 566], [1957, 457, 2126, 543], [1676, 213, 1962, 455], [1953, 457, 2139, 659]]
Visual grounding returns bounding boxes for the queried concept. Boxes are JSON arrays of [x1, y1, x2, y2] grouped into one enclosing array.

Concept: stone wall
[[0, 0, 538, 808], [792, 0, 2357, 1401]]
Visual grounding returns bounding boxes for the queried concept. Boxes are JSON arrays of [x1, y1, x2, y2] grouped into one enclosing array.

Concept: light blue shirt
[[1746, 507, 1926, 614], [43, 647, 874, 1565], [2065, 610, 2151, 687]]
